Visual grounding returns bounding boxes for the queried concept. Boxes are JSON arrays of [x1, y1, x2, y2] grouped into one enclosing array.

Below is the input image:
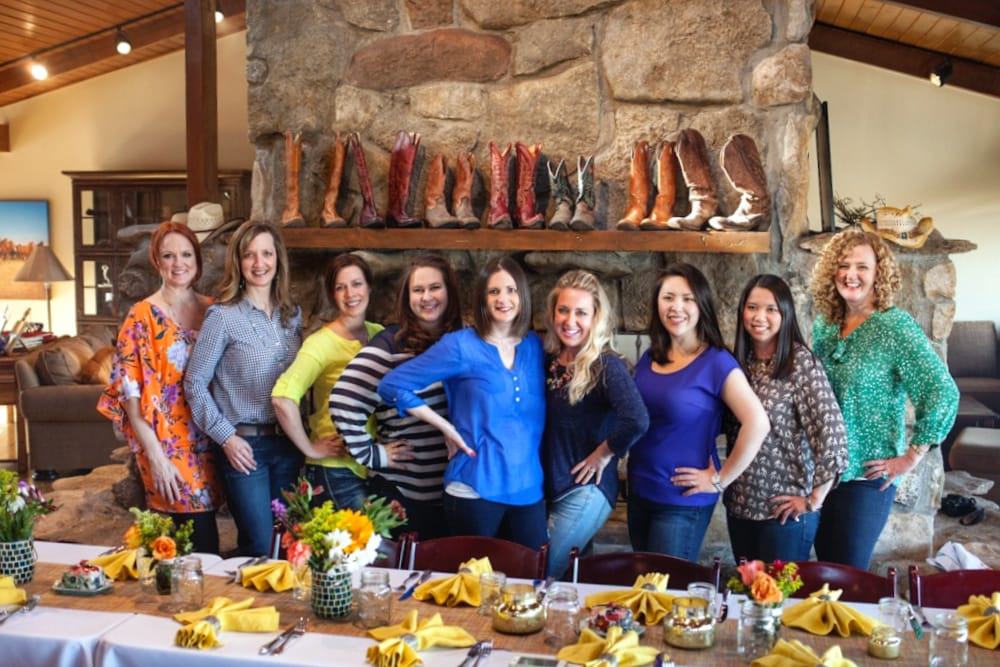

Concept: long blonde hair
[[810, 228, 901, 325], [543, 270, 618, 405], [217, 220, 296, 326]]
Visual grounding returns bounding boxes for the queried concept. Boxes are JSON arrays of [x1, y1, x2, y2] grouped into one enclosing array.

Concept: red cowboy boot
[[641, 142, 678, 230], [708, 134, 770, 231], [386, 130, 422, 228], [616, 141, 650, 231], [515, 142, 544, 229], [424, 154, 460, 229], [320, 132, 348, 228], [452, 151, 480, 229], [667, 129, 718, 231], [349, 133, 385, 229], [280, 130, 305, 227], [487, 141, 513, 229]]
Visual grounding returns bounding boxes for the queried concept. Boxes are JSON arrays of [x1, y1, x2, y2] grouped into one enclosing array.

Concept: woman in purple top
[[628, 263, 769, 561]]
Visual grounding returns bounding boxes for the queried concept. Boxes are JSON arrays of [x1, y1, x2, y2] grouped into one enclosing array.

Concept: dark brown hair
[[473, 256, 532, 339], [394, 254, 463, 354], [149, 221, 203, 284], [325, 253, 374, 301], [733, 274, 808, 380], [647, 263, 725, 364]]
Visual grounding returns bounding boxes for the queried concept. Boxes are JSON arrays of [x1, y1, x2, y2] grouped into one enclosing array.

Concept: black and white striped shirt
[[330, 325, 448, 502]]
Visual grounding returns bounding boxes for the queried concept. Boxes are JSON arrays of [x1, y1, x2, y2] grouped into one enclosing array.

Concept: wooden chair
[[570, 549, 722, 591], [373, 536, 406, 569], [908, 565, 1000, 608], [788, 561, 897, 603], [406, 536, 548, 579]]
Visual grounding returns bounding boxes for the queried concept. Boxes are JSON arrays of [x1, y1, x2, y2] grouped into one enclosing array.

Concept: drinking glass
[[479, 571, 506, 616], [357, 569, 392, 628], [929, 612, 968, 667], [686, 581, 718, 616], [174, 556, 204, 611], [544, 583, 581, 646]]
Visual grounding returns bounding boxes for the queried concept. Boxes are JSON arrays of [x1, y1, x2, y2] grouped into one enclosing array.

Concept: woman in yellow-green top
[[272, 253, 383, 509]]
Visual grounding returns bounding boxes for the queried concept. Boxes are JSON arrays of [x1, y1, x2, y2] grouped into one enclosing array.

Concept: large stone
[[752, 45, 812, 107], [600, 105, 683, 185], [932, 301, 956, 341], [873, 510, 935, 567], [411, 83, 487, 120], [460, 0, 616, 29], [786, 0, 814, 41], [924, 261, 956, 300], [334, 0, 398, 31], [602, 0, 771, 103], [776, 107, 819, 240], [523, 251, 655, 278], [945, 470, 996, 497], [346, 29, 511, 90], [405, 0, 453, 28], [514, 17, 593, 76]]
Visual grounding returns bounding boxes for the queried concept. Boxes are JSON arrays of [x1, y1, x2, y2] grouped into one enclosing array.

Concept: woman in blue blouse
[[628, 263, 769, 561], [378, 256, 547, 548]]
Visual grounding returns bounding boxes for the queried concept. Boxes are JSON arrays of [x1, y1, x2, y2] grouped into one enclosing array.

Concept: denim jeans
[[443, 494, 548, 550], [546, 485, 613, 578], [814, 479, 896, 570], [727, 512, 819, 563], [627, 495, 715, 562], [305, 464, 369, 510], [216, 435, 303, 556]]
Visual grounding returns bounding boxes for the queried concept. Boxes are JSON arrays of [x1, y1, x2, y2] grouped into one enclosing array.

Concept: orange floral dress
[[98, 300, 223, 513]]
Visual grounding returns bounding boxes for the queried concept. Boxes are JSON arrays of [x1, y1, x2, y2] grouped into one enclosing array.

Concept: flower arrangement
[[727, 560, 803, 607], [0, 470, 56, 542], [124, 507, 194, 560]]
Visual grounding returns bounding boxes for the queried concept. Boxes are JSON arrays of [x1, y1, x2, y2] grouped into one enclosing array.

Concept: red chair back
[[789, 561, 897, 603], [908, 565, 1000, 608], [407, 536, 548, 579], [571, 549, 722, 591], [373, 536, 406, 569]]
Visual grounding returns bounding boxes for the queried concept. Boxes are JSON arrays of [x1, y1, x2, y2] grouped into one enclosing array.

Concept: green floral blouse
[[813, 307, 958, 483]]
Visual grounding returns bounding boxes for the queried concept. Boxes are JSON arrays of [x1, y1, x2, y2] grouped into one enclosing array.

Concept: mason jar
[[929, 612, 968, 667], [357, 569, 392, 628]]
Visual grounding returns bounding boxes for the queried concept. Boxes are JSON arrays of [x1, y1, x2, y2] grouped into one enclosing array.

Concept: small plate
[[52, 581, 113, 596]]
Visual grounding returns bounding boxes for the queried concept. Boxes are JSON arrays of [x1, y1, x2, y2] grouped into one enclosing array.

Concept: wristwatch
[[805, 497, 815, 513], [711, 472, 725, 494]]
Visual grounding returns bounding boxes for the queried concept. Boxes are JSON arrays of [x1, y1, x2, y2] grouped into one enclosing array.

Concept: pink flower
[[738, 560, 765, 587], [287, 540, 311, 569]]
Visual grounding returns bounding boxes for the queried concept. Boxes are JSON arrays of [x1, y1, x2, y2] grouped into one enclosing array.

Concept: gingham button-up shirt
[[185, 298, 301, 445]]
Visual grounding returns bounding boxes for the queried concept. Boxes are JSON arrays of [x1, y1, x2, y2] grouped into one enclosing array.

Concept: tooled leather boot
[[708, 134, 770, 231], [320, 132, 348, 228], [280, 130, 305, 227], [452, 151, 480, 229], [514, 142, 544, 229], [349, 132, 385, 229], [424, 154, 460, 229], [667, 128, 718, 231], [546, 159, 573, 231], [386, 130, 422, 228], [616, 141, 650, 231], [641, 142, 677, 230], [487, 141, 513, 229], [569, 155, 596, 231]]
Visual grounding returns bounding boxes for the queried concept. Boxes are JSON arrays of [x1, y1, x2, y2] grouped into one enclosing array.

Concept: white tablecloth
[[4, 606, 132, 667]]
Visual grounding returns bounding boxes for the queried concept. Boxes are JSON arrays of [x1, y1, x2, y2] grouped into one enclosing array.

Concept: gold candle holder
[[868, 625, 902, 659], [662, 596, 715, 650]]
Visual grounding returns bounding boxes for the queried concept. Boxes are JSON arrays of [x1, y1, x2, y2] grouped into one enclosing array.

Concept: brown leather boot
[[386, 130, 422, 228], [452, 151, 480, 229], [515, 142, 544, 229], [616, 140, 650, 231], [641, 142, 677, 230], [280, 130, 305, 227], [570, 155, 596, 231], [487, 141, 513, 230], [349, 132, 384, 229], [320, 132, 348, 228], [667, 129, 718, 231], [708, 134, 770, 231], [424, 154, 460, 229], [546, 159, 573, 231]]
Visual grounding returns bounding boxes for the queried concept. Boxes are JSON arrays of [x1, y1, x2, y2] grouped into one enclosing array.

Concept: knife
[[0, 594, 39, 626], [259, 620, 297, 655], [399, 569, 433, 600]]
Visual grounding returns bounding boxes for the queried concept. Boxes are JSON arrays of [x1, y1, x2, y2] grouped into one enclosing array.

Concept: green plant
[[833, 194, 886, 226], [727, 560, 803, 606], [124, 507, 193, 558], [0, 470, 56, 542]]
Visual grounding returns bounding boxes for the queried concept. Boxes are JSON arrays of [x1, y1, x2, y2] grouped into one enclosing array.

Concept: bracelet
[[908, 443, 930, 457], [805, 497, 815, 513]]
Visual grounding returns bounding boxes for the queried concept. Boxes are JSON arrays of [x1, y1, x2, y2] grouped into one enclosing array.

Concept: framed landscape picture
[[0, 200, 49, 299]]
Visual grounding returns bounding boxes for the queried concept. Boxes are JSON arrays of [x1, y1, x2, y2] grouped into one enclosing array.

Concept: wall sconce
[[115, 28, 133, 55], [215, 10, 224, 23], [28, 61, 48, 80], [929, 61, 952, 87]]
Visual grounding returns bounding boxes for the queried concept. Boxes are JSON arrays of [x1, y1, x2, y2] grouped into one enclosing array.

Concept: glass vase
[[737, 600, 782, 661], [0, 538, 36, 584], [311, 565, 353, 619]]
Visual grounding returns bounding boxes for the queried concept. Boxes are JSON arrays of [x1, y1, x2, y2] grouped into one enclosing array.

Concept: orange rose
[[737, 559, 765, 587], [750, 572, 783, 605], [151, 535, 177, 561], [123, 525, 143, 549]]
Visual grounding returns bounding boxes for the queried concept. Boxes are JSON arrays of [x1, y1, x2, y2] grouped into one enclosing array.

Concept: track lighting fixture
[[929, 60, 952, 87], [29, 62, 48, 80], [115, 28, 132, 55]]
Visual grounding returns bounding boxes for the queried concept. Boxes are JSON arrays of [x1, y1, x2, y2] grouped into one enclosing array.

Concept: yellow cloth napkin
[[175, 620, 222, 649], [239, 560, 297, 592], [584, 573, 675, 625], [557, 625, 659, 667], [413, 556, 493, 607], [366, 610, 477, 667], [781, 584, 876, 637], [750, 639, 857, 667], [173, 596, 280, 632], [958, 591, 1000, 649], [0, 575, 27, 606], [88, 548, 139, 581]]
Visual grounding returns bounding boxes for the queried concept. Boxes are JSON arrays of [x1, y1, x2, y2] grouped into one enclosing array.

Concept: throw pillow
[[80, 346, 115, 385], [35, 347, 81, 385]]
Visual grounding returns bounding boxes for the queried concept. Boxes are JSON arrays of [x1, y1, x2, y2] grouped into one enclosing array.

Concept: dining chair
[[788, 561, 898, 602], [406, 536, 549, 579], [570, 549, 722, 591], [908, 565, 1000, 608], [373, 535, 406, 569]]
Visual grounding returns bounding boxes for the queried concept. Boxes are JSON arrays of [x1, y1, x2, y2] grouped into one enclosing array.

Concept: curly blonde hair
[[810, 228, 901, 325]]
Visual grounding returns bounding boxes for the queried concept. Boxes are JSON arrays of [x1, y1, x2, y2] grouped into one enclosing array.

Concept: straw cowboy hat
[[860, 205, 934, 249], [184, 202, 225, 242]]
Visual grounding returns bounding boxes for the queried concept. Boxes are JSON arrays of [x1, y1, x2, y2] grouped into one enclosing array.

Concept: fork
[[394, 570, 421, 592], [457, 640, 491, 667], [271, 617, 307, 655], [471, 639, 492, 666]]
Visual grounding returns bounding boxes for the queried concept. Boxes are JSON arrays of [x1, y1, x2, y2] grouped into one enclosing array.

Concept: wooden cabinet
[[64, 170, 250, 331]]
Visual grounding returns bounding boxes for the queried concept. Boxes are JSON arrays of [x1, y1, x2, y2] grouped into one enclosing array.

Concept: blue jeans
[[443, 494, 548, 550], [216, 435, 303, 556], [727, 512, 819, 563], [627, 495, 714, 562], [305, 464, 369, 510], [547, 485, 613, 578], [814, 479, 896, 570]]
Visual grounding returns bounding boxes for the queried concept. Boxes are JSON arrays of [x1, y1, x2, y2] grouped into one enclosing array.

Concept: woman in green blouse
[[810, 228, 958, 569]]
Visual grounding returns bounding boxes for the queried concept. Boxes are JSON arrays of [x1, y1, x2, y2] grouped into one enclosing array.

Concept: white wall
[[808, 52, 1000, 328], [0, 31, 253, 336]]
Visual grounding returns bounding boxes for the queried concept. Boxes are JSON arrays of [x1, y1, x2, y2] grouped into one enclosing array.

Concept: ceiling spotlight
[[929, 61, 952, 87], [115, 28, 132, 55], [215, 10, 224, 23], [29, 62, 48, 80]]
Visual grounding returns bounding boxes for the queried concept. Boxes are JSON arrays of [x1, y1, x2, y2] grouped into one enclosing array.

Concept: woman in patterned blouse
[[725, 274, 848, 563], [809, 229, 958, 569]]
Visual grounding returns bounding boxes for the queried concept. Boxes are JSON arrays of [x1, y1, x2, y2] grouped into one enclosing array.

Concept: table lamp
[[13, 244, 74, 333]]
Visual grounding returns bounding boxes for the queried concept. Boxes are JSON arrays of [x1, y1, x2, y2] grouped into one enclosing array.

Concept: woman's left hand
[[571, 442, 614, 485], [863, 450, 922, 491], [672, 465, 717, 496]]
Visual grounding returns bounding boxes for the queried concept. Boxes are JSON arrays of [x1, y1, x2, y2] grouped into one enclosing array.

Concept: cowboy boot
[[570, 155, 596, 231], [386, 130, 422, 228], [667, 128, 718, 231], [708, 134, 770, 231], [280, 130, 305, 227], [640, 142, 678, 230], [424, 154, 460, 229], [349, 132, 385, 229], [452, 151, 480, 229], [487, 141, 513, 229], [320, 133, 348, 228], [514, 142, 545, 229], [616, 141, 650, 231], [546, 159, 573, 231]]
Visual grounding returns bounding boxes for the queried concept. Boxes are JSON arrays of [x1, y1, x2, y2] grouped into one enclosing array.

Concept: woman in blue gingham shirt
[[186, 221, 304, 556]]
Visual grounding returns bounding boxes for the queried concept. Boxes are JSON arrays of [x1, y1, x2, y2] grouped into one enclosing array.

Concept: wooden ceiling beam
[[890, 1, 1000, 29], [810, 22, 1000, 98]]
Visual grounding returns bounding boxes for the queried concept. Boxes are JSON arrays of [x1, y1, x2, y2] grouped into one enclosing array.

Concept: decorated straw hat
[[186, 202, 225, 242], [860, 205, 934, 249]]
